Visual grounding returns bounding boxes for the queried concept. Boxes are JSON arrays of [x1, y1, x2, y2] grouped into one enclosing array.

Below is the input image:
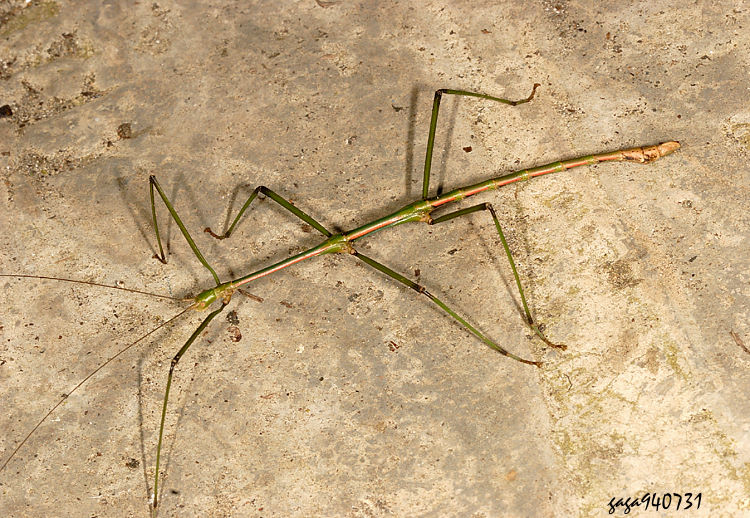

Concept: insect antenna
[[0, 274, 187, 301], [0, 295, 193, 472]]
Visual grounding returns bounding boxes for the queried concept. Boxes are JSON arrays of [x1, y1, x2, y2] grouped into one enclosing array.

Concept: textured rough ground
[[1, 1, 748, 517]]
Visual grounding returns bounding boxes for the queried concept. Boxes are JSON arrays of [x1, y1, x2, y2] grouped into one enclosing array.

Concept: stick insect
[[0, 84, 680, 513]]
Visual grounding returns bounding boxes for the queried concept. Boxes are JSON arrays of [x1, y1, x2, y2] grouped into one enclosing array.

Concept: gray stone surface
[[0, 1, 748, 517]]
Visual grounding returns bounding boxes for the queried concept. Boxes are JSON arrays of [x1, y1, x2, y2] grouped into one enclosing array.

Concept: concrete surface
[[1, 1, 748, 517]]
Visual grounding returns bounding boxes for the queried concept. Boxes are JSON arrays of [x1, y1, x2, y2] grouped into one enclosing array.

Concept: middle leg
[[429, 202, 566, 350], [205, 185, 332, 239], [352, 251, 541, 366]]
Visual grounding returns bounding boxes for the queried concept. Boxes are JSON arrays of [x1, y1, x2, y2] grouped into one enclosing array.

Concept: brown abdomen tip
[[658, 141, 681, 156]]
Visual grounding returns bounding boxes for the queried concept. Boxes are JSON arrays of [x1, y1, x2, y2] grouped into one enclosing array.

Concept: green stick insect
[[0, 84, 680, 512]]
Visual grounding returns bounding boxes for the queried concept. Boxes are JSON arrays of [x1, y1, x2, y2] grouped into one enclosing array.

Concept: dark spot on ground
[[117, 123, 132, 139]]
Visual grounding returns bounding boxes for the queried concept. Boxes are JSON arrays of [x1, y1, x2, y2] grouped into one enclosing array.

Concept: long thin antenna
[[0, 305, 192, 472], [0, 274, 185, 301]]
